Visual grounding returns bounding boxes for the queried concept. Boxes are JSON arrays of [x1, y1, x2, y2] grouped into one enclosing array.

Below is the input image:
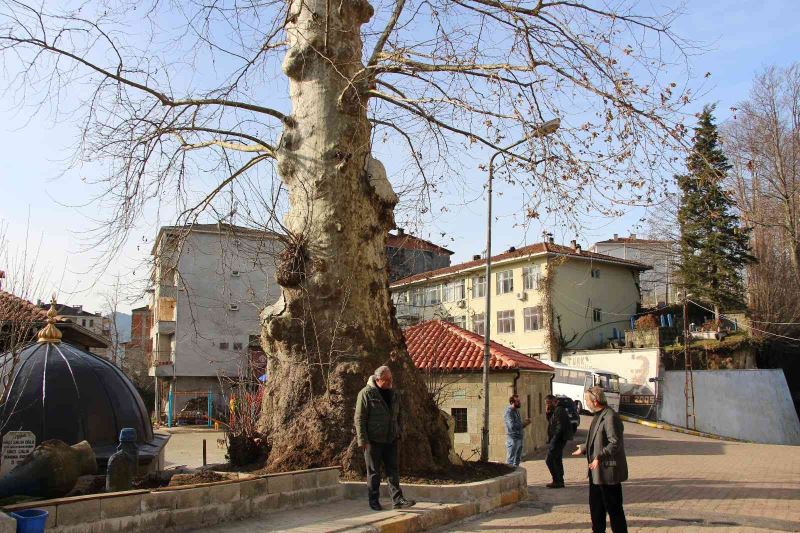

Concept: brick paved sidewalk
[[439, 417, 800, 532]]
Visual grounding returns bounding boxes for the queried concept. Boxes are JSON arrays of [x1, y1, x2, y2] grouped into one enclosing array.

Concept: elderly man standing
[[354, 365, 416, 511], [572, 386, 629, 533]]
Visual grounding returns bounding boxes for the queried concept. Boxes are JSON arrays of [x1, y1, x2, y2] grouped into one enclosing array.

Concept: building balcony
[[151, 320, 176, 336], [148, 359, 174, 377], [155, 284, 177, 299]]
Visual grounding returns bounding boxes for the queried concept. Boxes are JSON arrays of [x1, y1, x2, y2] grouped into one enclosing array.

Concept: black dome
[[0, 341, 153, 449]]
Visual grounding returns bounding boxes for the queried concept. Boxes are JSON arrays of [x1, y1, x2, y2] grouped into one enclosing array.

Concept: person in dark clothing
[[572, 386, 628, 533], [354, 365, 416, 511], [545, 394, 571, 488]]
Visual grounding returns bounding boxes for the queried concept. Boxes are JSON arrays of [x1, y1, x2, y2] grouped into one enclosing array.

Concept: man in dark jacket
[[354, 365, 416, 511], [545, 394, 571, 488], [572, 386, 628, 533]]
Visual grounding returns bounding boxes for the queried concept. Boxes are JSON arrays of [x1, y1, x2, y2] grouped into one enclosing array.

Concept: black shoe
[[369, 501, 383, 511], [546, 482, 565, 489], [393, 498, 416, 509]]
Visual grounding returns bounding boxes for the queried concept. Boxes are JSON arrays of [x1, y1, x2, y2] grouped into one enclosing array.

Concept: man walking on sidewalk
[[545, 394, 571, 488], [354, 365, 416, 511], [504, 394, 531, 467]]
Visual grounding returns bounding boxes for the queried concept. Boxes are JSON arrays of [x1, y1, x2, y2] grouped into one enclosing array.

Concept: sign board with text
[[1, 431, 36, 475]]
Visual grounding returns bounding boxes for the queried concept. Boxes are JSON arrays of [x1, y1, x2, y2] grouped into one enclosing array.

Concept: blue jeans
[[506, 437, 523, 466]]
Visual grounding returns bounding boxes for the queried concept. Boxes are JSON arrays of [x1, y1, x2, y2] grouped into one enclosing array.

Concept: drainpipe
[[512, 370, 521, 394]]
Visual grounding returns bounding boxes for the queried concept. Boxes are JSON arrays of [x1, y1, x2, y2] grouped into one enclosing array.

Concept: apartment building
[[37, 302, 112, 358], [390, 239, 649, 357], [591, 234, 679, 307], [148, 223, 280, 420], [386, 228, 453, 282]]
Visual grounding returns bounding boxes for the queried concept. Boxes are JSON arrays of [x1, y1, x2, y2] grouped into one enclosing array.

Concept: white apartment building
[[591, 234, 679, 307], [391, 239, 649, 357], [148, 223, 280, 420]]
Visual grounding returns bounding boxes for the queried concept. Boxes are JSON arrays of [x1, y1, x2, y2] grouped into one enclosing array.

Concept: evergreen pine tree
[[677, 105, 755, 320]]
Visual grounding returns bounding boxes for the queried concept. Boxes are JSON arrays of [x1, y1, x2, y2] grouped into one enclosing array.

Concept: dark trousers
[[545, 439, 565, 483], [365, 440, 404, 504], [589, 478, 628, 533]]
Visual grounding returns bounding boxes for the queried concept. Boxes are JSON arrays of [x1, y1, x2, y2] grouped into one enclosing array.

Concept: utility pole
[[481, 118, 559, 462], [682, 295, 696, 430]]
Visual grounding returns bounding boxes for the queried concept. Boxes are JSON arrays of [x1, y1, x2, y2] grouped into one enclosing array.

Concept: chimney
[[613, 233, 618, 240], [629, 233, 636, 239], [397, 228, 405, 236], [507, 246, 516, 253], [472, 254, 481, 261], [576, 243, 582, 253], [570, 239, 577, 250], [548, 234, 554, 244], [76, 305, 82, 313]]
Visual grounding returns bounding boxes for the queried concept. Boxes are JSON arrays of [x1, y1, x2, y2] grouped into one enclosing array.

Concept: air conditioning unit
[[228, 304, 240, 311], [231, 270, 241, 277], [515, 292, 527, 301], [456, 299, 466, 308]]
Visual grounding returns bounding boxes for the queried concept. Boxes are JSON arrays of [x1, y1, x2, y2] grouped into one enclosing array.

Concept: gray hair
[[374, 365, 391, 379], [585, 386, 608, 406]]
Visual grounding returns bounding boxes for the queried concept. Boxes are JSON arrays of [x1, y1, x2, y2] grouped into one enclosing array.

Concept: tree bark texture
[[258, 0, 451, 474]]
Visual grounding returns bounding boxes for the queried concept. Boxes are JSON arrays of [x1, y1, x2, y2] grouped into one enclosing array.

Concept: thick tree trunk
[[257, 0, 451, 474]]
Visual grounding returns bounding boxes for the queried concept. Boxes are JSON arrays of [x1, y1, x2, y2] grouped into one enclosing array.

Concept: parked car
[[555, 394, 580, 436]]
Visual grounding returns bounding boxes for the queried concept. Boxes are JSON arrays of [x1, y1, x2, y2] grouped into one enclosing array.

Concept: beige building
[[405, 320, 554, 462], [37, 302, 112, 358], [392, 239, 649, 358]]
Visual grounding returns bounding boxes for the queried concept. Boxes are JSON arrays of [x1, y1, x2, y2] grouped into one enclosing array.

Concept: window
[[591, 268, 601, 278], [472, 275, 486, 298], [82, 319, 86, 327], [233, 342, 243, 350], [424, 285, 441, 305], [451, 315, 466, 329], [248, 335, 260, 347], [89, 319, 94, 327], [523, 306, 543, 331], [451, 408, 468, 433], [496, 270, 514, 294], [232, 270, 241, 277], [219, 342, 229, 350], [229, 304, 240, 311], [409, 288, 423, 307], [593, 308, 602, 322], [497, 310, 515, 333], [452, 389, 466, 400], [472, 313, 485, 335], [442, 280, 465, 302], [522, 266, 541, 290]]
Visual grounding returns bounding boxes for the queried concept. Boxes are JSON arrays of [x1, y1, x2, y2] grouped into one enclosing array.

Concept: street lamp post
[[480, 118, 560, 462]]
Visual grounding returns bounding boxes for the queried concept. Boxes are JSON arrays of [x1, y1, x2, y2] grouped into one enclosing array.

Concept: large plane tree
[[0, 0, 692, 473]]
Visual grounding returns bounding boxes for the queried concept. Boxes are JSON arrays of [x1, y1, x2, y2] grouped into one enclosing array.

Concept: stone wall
[[1, 467, 341, 532], [433, 371, 551, 462]]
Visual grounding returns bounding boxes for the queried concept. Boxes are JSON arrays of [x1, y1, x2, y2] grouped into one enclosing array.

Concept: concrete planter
[[1, 466, 342, 532], [341, 467, 527, 503]]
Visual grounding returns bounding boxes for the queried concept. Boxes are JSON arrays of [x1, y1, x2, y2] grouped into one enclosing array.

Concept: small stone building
[[405, 320, 554, 463]]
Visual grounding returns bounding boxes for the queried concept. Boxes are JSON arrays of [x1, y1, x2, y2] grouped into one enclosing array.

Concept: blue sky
[[0, 0, 798, 313]]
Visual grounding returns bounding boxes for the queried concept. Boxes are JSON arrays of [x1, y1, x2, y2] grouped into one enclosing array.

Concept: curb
[[619, 415, 745, 443], [359, 489, 525, 533]]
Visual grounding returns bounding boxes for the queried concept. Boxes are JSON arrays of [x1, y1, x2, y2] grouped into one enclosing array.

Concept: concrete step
[[200, 498, 473, 532]]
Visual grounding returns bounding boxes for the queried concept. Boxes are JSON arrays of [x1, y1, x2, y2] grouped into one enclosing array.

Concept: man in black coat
[[545, 394, 571, 488]]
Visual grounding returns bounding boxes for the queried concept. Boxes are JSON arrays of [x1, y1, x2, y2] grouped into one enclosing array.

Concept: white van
[[549, 361, 621, 413]]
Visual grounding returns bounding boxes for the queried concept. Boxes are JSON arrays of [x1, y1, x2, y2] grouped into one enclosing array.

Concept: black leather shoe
[[546, 482, 565, 489], [393, 498, 417, 509], [369, 501, 383, 511]]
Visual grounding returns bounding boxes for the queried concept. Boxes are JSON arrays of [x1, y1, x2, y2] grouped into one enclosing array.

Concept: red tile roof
[[386, 232, 453, 256], [405, 320, 554, 373], [0, 289, 50, 322], [594, 236, 671, 245], [390, 241, 649, 287]]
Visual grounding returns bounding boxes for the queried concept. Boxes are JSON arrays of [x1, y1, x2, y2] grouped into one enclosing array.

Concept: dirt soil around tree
[[341, 461, 514, 485]]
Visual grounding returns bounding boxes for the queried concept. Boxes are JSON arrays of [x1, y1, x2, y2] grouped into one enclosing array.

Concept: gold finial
[[37, 295, 62, 344]]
